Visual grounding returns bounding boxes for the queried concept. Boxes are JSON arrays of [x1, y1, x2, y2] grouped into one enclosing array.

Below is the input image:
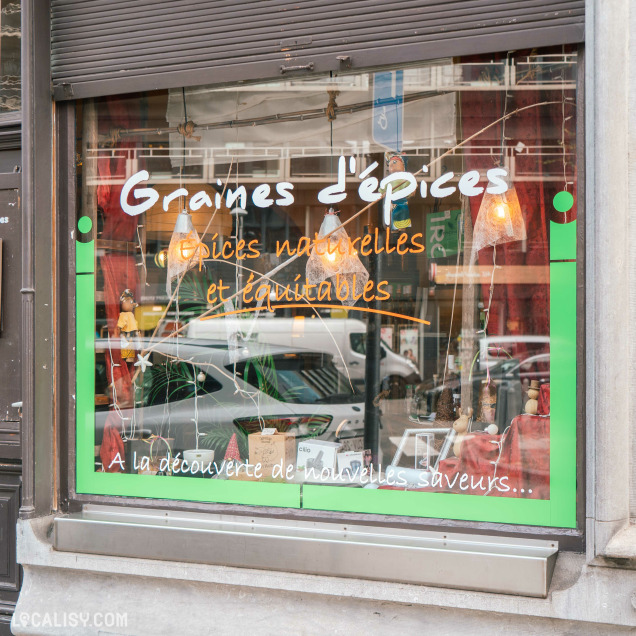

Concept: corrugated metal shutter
[[51, 0, 584, 100]]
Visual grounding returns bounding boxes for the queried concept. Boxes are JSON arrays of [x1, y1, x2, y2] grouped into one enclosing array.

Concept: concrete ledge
[[600, 524, 636, 566], [12, 565, 636, 636], [14, 516, 636, 631]]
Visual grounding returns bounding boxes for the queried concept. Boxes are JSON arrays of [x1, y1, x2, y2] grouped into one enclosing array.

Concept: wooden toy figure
[[452, 407, 473, 458], [524, 380, 540, 415], [115, 289, 139, 363]]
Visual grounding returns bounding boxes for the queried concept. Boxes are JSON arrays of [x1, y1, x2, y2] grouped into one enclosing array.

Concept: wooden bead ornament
[[524, 380, 540, 415]]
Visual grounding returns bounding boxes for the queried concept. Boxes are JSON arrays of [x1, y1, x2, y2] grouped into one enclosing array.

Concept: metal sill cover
[[53, 504, 558, 598]]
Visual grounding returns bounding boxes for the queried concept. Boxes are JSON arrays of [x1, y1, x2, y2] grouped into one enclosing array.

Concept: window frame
[[58, 44, 586, 549]]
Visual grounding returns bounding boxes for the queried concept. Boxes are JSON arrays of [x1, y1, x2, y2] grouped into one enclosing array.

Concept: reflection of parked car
[[417, 353, 550, 433], [94, 339, 365, 455], [187, 317, 420, 397], [505, 353, 550, 389], [479, 335, 549, 370]]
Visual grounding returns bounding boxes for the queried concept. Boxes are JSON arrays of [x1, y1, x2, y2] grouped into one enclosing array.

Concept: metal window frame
[[21, 0, 55, 520], [54, 41, 587, 553]]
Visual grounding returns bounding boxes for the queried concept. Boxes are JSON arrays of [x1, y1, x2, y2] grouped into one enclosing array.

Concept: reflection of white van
[[188, 317, 420, 395], [479, 335, 549, 371]]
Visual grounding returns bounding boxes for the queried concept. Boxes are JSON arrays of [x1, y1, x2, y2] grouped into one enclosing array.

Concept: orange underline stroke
[[201, 304, 430, 325]]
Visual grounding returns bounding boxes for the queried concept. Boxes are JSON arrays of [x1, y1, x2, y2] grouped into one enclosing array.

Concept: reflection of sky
[[166, 80, 457, 165]]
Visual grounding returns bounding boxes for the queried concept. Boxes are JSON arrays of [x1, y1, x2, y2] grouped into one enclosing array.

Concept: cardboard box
[[296, 439, 341, 474], [337, 450, 364, 476], [338, 436, 364, 452], [248, 431, 296, 478]]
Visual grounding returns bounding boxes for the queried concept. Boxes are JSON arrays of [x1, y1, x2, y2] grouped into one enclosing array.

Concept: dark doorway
[[0, 167, 22, 633]]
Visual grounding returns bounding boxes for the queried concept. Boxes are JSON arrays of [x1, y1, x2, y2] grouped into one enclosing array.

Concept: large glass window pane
[[75, 46, 578, 527], [0, 1, 19, 113]]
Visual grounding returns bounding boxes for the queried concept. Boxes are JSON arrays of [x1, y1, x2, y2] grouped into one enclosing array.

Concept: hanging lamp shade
[[305, 209, 369, 306], [166, 209, 202, 296], [470, 185, 526, 263]]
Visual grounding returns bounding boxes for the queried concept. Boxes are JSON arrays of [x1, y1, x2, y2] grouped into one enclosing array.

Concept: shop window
[[74, 46, 578, 528]]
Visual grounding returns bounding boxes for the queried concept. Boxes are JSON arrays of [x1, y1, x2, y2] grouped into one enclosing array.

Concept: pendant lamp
[[305, 208, 369, 306], [166, 209, 202, 296], [470, 185, 526, 262]]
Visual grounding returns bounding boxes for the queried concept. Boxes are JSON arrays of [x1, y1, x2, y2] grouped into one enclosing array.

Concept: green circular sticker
[[78, 216, 93, 234], [553, 191, 574, 213]]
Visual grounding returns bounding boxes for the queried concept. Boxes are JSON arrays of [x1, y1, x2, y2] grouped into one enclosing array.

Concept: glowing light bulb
[[326, 251, 337, 262], [178, 237, 198, 261], [495, 204, 507, 219], [154, 249, 168, 268]]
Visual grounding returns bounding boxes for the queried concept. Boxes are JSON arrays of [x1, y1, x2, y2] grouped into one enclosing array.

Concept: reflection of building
[[4, 2, 636, 635]]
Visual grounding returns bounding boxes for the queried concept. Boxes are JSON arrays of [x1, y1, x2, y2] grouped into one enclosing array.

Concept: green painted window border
[[75, 216, 577, 528]]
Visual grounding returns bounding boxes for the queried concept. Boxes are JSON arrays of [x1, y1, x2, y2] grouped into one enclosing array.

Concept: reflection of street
[[379, 397, 444, 467], [379, 398, 407, 464]]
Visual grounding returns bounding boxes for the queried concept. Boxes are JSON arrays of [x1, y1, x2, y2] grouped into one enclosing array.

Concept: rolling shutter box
[[51, 0, 584, 100]]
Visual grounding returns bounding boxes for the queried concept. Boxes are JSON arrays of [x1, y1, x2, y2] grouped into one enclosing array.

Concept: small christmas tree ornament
[[133, 351, 153, 374], [435, 387, 456, 423], [525, 380, 540, 415], [305, 208, 369, 306], [115, 289, 139, 363], [224, 432, 242, 462]]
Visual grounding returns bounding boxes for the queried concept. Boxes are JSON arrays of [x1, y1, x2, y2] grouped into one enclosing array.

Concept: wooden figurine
[[115, 289, 139, 363], [476, 380, 497, 423], [452, 407, 472, 458], [524, 380, 540, 415]]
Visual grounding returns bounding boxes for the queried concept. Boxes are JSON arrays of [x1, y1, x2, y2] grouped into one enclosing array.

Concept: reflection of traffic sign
[[426, 209, 462, 258], [373, 71, 404, 151]]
